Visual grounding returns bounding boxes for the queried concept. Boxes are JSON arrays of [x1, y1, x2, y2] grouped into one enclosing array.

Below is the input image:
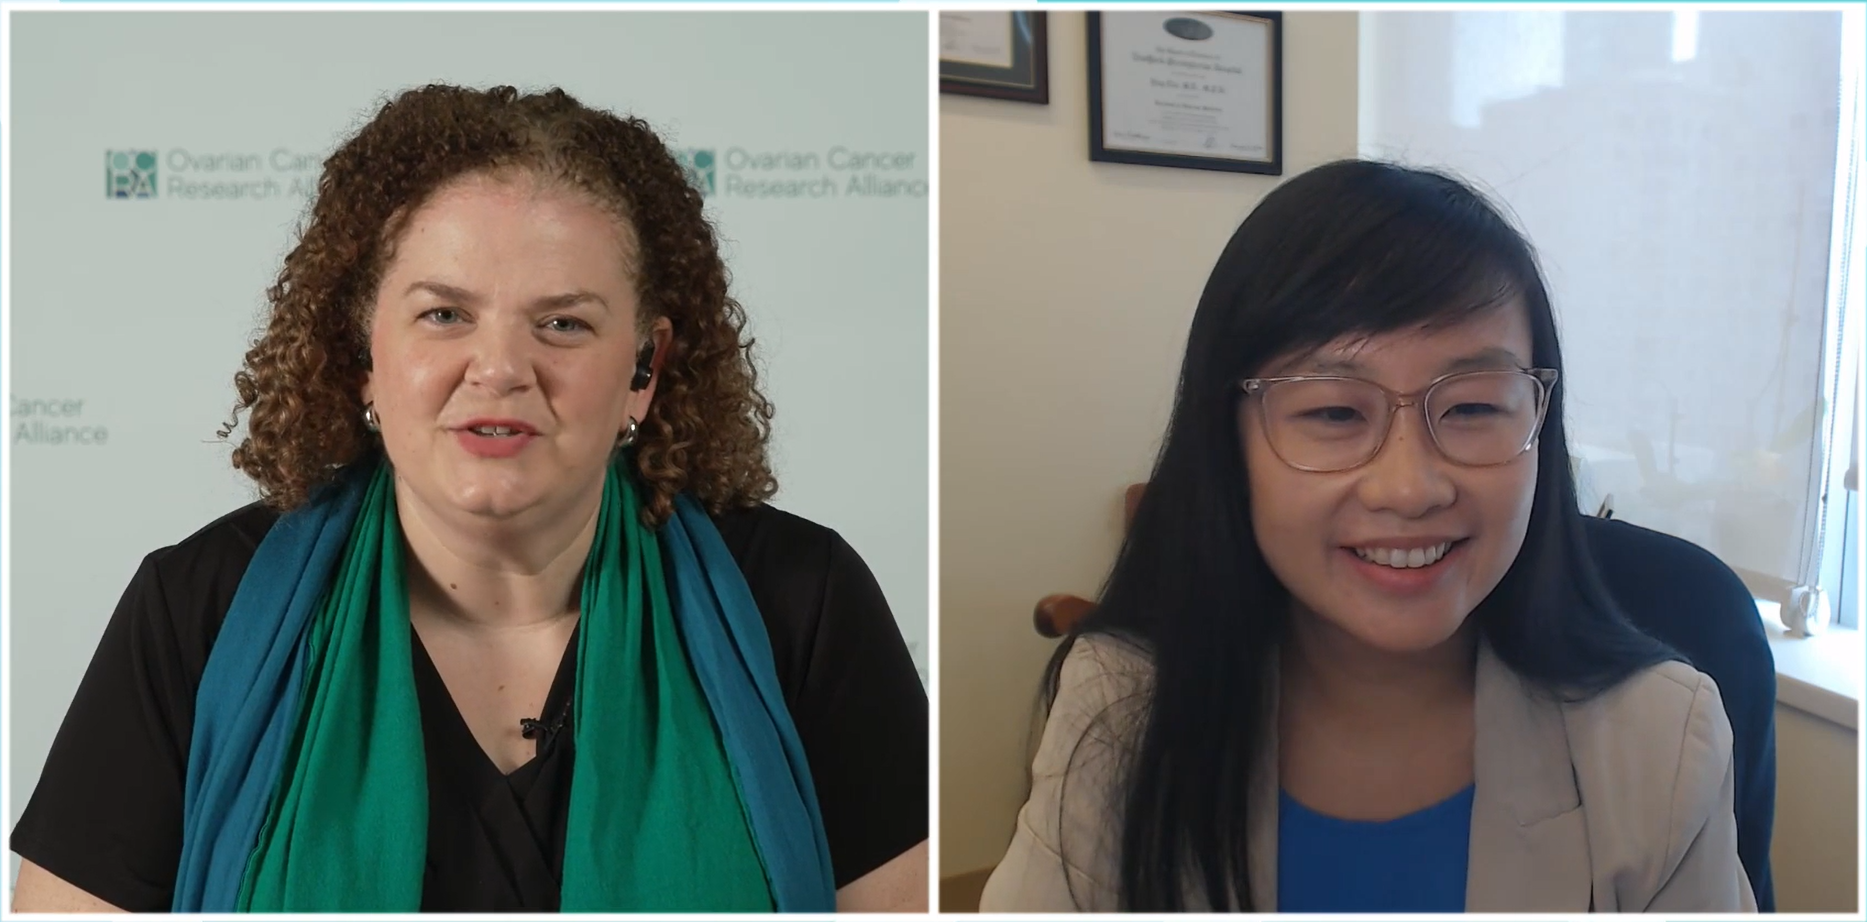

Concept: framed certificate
[[940, 11, 1049, 104], [1087, 11, 1282, 174]]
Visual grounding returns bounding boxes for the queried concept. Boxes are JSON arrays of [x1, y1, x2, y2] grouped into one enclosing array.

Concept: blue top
[[1276, 785, 1475, 912]]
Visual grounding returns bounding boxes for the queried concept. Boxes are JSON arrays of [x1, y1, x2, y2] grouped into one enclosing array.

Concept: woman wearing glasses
[[979, 160, 1753, 912]]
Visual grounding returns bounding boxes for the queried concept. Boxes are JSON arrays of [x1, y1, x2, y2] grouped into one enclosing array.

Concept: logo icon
[[673, 148, 715, 197], [1163, 17, 1215, 41], [106, 150, 158, 199]]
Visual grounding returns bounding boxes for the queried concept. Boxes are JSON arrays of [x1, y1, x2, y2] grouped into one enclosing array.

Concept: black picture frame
[[940, 11, 1049, 105], [1087, 11, 1283, 175]]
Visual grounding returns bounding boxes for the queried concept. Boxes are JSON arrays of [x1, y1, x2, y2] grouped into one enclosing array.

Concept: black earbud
[[630, 342, 657, 391]]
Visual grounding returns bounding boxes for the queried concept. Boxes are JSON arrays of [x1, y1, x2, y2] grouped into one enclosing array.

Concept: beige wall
[[938, 11, 1361, 876], [1772, 704, 1860, 912]]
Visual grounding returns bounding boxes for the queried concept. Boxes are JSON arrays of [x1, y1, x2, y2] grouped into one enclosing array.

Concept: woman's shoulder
[[710, 502, 842, 564], [1043, 634, 1156, 762], [1556, 660, 1755, 909], [707, 502, 910, 690], [151, 501, 281, 563], [1054, 634, 1155, 703], [1561, 660, 1736, 869], [982, 634, 1151, 913], [134, 502, 282, 643], [1564, 659, 1734, 769], [708, 502, 859, 621]]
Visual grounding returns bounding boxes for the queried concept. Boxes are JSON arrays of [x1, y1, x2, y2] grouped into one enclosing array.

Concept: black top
[[10, 501, 927, 912]]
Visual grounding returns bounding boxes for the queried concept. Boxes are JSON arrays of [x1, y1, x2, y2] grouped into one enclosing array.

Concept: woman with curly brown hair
[[10, 84, 928, 913]]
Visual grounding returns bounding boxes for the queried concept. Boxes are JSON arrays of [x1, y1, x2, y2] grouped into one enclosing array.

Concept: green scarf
[[235, 462, 772, 910]]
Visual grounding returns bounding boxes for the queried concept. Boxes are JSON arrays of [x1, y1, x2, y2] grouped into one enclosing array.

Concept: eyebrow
[[1290, 346, 1529, 376], [403, 280, 610, 312]]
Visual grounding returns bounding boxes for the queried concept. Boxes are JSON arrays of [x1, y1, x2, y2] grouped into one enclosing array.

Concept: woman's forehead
[[377, 177, 639, 288], [1267, 300, 1533, 378]]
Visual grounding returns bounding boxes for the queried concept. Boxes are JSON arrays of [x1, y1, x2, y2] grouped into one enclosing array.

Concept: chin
[[1354, 622, 1469, 656], [440, 477, 547, 520], [448, 495, 541, 521], [1326, 602, 1473, 655]]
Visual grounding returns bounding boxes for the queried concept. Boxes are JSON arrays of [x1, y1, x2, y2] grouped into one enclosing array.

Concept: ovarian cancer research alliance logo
[[106, 150, 158, 199], [672, 143, 927, 202], [674, 148, 716, 196], [102, 146, 325, 202]]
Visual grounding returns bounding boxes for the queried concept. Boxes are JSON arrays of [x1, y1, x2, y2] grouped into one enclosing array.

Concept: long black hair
[[1044, 160, 1675, 911]]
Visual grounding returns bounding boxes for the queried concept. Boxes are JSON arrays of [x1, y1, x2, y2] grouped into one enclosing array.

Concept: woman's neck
[[1281, 609, 1478, 727], [1277, 608, 1479, 820], [391, 476, 602, 632]]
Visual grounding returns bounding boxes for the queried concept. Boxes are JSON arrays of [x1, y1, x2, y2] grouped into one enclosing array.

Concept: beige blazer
[[979, 637, 1757, 913]]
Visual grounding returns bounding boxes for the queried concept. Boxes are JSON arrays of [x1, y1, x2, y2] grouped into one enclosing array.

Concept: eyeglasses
[[1238, 368, 1558, 473]]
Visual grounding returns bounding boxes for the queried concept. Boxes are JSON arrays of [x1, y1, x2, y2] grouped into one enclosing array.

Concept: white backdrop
[[4, 9, 930, 855]]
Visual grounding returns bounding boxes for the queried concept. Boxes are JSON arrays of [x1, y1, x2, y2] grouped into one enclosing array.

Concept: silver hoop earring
[[617, 418, 639, 449], [362, 403, 380, 433]]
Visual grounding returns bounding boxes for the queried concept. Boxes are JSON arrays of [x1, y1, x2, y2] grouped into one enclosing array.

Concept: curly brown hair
[[222, 84, 776, 525]]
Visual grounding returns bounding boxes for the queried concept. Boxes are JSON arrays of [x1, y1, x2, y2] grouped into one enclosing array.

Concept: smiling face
[[1240, 303, 1542, 655], [361, 171, 668, 528]]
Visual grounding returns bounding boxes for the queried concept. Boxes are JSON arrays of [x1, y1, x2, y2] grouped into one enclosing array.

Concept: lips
[[455, 418, 539, 437], [451, 418, 540, 460], [1353, 542, 1456, 569], [1340, 538, 1470, 595]]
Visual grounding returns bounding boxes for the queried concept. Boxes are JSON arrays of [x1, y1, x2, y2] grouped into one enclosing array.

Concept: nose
[[463, 319, 538, 395], [1354, 405, 1456, 518]]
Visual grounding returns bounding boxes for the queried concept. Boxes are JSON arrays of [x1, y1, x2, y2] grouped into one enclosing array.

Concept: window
[[1812, 4, 1862, 629], [1361, 10, 1860, 625], [1831, 487, 1859, 628]]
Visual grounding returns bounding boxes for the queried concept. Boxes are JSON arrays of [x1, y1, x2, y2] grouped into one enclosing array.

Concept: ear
[[627, 316, 675, 425], [647, 319, 672, 381]]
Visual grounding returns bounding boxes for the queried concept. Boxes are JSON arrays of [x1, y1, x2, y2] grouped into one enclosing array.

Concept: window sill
[[1756, 600, 1862, 730]]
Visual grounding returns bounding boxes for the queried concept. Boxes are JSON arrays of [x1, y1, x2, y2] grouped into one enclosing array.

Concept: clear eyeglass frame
[[1237, 367, 1560, 473]]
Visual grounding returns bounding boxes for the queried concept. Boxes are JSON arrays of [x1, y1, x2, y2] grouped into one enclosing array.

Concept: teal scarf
[[172, 455, 834, 911]]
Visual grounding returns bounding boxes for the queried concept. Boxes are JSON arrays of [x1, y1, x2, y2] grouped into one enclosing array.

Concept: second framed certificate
[[940, 11, 1049, 104], [1087, 11, 1283, 175]]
